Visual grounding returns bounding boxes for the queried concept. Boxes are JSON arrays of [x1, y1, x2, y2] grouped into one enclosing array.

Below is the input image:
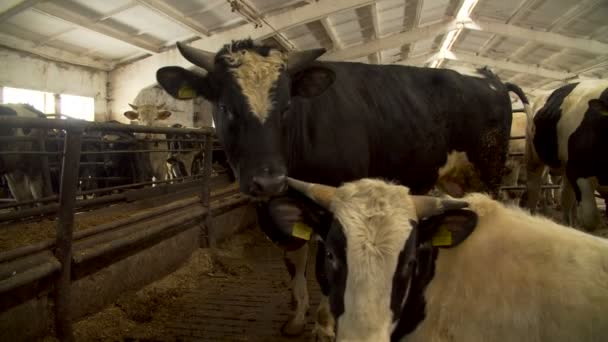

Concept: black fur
[[566, 87, 608, 201], [533, 83, 578, 168]]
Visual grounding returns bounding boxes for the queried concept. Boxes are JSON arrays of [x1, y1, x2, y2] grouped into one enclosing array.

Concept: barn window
[[59, 94, 95, 121], [1, 86, 55, 113]]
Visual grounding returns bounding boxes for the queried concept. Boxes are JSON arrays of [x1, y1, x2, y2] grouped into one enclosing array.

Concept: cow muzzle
[[250, 174, 287, 196]]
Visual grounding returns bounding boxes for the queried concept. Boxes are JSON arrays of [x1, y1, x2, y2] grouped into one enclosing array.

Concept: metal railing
[[0, 116, 220, 342]]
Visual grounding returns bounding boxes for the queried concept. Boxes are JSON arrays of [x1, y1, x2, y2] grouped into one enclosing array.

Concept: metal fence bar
[[0, 135, 211, 144], [500, 184, 562, 191], [54, 128, 83, 342], [0, 116, 214, 135], [0, 174, 206, 211], [509, 152, 524, 157], [0, 149, 207, 156]]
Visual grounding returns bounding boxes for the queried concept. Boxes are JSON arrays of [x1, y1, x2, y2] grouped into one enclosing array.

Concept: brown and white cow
[[289, 177, 608, 342], [523, 80, 608, 231]]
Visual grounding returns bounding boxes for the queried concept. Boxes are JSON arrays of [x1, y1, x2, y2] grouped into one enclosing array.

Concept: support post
[[53, 127, 83, 342], [200, 133, 214, 248]]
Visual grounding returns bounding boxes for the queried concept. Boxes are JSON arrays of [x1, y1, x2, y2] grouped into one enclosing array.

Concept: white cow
[[0, 104, 48, 203], [288, 177, 608, 342], [124, 85, 210, 181]]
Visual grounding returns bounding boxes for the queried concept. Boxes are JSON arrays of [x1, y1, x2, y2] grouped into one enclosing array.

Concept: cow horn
[[411, 195, 469, 219], [128, 103, 138, 110], [287, 177, 336, 210], [157, 102, 165, 109], [287, 48, 327, 72], [176, 42, 216, 72]]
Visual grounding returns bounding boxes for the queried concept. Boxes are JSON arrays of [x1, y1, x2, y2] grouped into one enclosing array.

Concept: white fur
[[330, 179, 417, 341], [229, 50, 286, 123], [329, 179, 608, 342]]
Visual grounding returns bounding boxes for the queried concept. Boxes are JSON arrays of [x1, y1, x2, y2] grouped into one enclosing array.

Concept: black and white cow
[[289, 177, 608, 342], [0, 104, 49, 203], [523, 80, 608, 231], [155, 39, 528, 338]]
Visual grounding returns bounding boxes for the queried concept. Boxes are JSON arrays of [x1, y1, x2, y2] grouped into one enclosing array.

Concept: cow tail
[[505, 82, 533, 121]]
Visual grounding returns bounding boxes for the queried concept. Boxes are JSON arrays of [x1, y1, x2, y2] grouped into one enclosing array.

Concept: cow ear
[[291, 66, 336, 98], [157, 110, 172, 120], [418, 209, 478, 248], [156, 66, 218, 102], [589, 99, 608, 116], [124, 110, 139, 120]]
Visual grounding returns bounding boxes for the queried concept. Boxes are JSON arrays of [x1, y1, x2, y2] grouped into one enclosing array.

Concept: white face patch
[[329, 179, 417, 341], [227, 50, 286, 123]]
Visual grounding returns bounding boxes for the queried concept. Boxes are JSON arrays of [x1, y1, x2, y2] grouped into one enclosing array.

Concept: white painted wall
[[0, 47, 109, 121]]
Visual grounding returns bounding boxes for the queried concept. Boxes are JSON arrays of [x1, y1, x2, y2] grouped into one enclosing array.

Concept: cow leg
[[282, 243, 310, 336], [575, 178, 603, 231], [522, 162, 544, 213], [560, 180, 577, 226], [312, 241, 335, 342]]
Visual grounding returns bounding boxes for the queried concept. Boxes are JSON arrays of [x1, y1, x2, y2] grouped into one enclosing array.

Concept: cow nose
[[251, 174, 287, 195]]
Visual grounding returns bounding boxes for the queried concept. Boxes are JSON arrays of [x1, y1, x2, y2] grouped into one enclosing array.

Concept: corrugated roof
[[0, 0, 606, 96]]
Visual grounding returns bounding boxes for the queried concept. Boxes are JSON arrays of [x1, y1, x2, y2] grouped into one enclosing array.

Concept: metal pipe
[[54, 129, 83, 342], [0, 116, 214, 135], [0, 149, 206, 155], [0, 194, 125, 222], [0, 259, 61, 295], [0, 136, 213, 144], [0, 175, 206, 212], [0, 184, 237, 264], [499, 184, 562, 190], [72, 206, 207, 264]]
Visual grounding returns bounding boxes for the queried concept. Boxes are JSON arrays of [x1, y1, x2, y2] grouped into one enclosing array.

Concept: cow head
[[287, 178, 476, 342], [123, 103, 172, 126], [156, 39, 335, 196]]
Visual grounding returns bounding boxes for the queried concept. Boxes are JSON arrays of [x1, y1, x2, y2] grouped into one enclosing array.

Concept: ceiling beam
[[464, 20, 608, 55], [442, 52, 595, 80], [135, 0, 210, 37], [394, 52, 440, 66], [368, 3, 381, 63], [322, 19, 457, 61], [254, 0, 373, 41], [33, 2, 163, 54], [0, 32, 114, 70], [0, 0, 43, 23], [320, 17, 342, 50]]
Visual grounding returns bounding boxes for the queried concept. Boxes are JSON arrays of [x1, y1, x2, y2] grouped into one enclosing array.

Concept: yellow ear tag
[[178, 85, 195, 99], [431, 225, 453, 247], [292, 222, 313, 241]]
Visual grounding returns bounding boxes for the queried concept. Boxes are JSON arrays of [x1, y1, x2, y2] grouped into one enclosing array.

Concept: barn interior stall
[[1, 0, 608, 341]]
